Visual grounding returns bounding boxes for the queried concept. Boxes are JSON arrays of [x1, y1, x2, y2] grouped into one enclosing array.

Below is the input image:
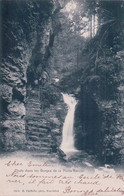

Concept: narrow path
[[25, 88, 57, 158]]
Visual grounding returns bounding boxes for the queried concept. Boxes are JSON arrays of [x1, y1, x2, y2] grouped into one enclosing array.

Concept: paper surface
[[1, 1, 124, 195], [0, 154, 124, 196]]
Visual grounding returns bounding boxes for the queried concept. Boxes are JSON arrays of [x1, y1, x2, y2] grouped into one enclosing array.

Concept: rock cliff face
[[117, 51, 124, 166], [0, 0, 65, 153], [74, 34, 124, 166]]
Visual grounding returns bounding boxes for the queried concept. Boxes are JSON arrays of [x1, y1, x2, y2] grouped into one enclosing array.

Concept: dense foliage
[[74, 0, 124, 165]]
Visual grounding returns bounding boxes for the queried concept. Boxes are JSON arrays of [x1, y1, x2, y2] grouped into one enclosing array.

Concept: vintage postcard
[[0, 0, 124, 195]]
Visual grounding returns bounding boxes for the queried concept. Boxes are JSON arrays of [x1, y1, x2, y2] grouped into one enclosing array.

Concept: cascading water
[[60, 93, 78, 154]]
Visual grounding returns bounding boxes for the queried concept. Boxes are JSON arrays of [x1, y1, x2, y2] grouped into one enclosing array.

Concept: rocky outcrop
[[74, 46, 124, 166], [0, 0, 63, 152], [116, 50, 124, 166]]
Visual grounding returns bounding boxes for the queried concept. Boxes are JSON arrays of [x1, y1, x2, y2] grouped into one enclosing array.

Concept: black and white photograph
[[0, 0, 124, 195]]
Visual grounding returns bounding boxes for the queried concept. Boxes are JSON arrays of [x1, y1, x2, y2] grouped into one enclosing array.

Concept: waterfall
[[60, 93, 78, 154]]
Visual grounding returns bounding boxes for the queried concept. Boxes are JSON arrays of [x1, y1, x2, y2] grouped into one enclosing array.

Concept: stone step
[[27, 118, 49, 123], [26, 107, 41, 111], [28, 135, 52, 142], [26, 115, 42, 120], [26, 103, 41, 108], [26, 118, 42, 122], [27, 129, 48, 133], [26, 127, 49, 133], [26, 114, 41, 118], [27, 140, 52, 146], [26, 99, 40, 102], [26, 122, 44, 126], [27, 146, 52, 152], [26, 133, 51, 140], [27, 136, 41, 142], [28, 141, 52, 147], [26, 106, 41, 110], [26, 102, 40, 104], [27, 130, 51, 137], [27, 122, 50, 129], [26, 99, 40, 103], [27, 120, 48, 125], [27, 132, 49, 138], [26, 110, 41, 115], [26, 126, 49, 132], [26, 130, 49, 135], [27, 143, 51, 149], [26, 111, 42, 116], [28, 137, 52, 143], [26, 112, 41, 116], [39, 134, 52, 139]]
